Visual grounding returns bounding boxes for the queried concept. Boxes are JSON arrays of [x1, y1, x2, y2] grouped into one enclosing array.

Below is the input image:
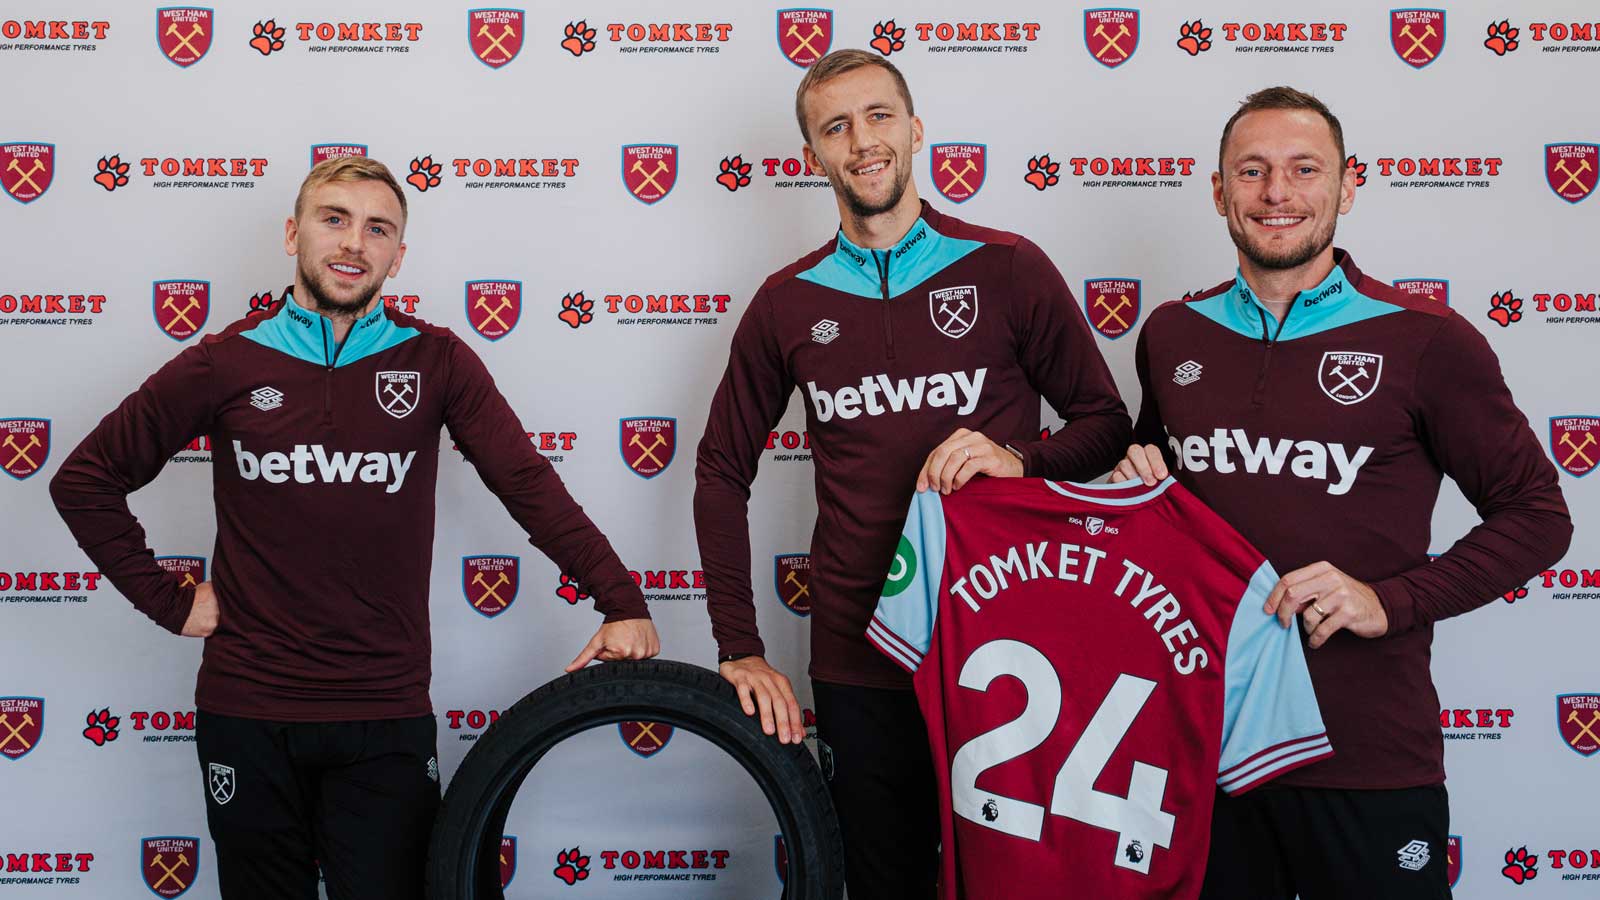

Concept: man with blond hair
[[695, 50, 1129, 895], [51, 156, 658, 899]]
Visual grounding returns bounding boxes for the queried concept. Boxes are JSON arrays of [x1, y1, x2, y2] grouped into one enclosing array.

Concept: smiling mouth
[[328, 262, 367, 280], [851, 159, 889, 177], [1251, 215, 1307, 229]]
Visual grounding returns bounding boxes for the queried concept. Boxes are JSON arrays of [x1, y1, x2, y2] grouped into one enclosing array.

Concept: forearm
[[693, 474, 764, 658]]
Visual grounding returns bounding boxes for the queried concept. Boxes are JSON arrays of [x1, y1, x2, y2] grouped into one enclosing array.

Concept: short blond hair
[[795, 49, 915, 144], [294, 156, 408, 224]]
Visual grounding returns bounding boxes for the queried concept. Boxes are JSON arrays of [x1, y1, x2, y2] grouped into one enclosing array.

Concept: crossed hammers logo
[[627, 721, 667, 750], [630, 159, 670, 196], [165, 21, 206, 59], [785, 22, 824, 59], [629, 433, 667, 469], [939, 158, 977, 194], [784, 569, 810, 605], [1567, 708, 1600, 748], [471, 571, 510, 609], [1094, 293, 1132, 331], [1560, 430, 1596, 469], [1093, 22, 1131, 59], [1553, 157, 1594, 196], [477, 22, 517, 59], [3, 433, 41, 471], [474, 294, 514, 332], [384, 381, 414, 409], [149, 852, 190, 891], [1325, 363, 1371, 398], [1397, 22, 1437, 61], [0, 711, 36, 752], [5, 159, 45, 195], [162, 294, 201, 333]]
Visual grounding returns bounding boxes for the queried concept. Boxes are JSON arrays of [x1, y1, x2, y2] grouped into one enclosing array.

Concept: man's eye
[[326, 215, 342, 225]]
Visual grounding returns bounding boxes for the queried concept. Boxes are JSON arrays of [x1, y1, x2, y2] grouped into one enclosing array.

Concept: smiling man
[[50, 157, 657, 900], [1112, 87, 1570, 898], [694, 49, 1129, 896]]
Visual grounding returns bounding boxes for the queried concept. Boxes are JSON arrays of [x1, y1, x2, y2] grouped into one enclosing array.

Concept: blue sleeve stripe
[[867, 618, 921, 673]]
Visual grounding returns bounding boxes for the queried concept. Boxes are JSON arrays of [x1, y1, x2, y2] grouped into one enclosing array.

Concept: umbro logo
[[1173, 361, 1202, 386], [250, 387, 284, 411], [811, 319, 840, 345]]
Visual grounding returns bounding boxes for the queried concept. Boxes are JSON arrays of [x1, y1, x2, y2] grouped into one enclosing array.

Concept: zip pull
[[874, 250, 896, 359]]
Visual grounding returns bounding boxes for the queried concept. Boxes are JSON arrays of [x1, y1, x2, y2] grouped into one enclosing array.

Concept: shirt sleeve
[[1003, 238, 1133, 480], [1217, 560, 1333, 795], [692, 288, 794, 659], [49, 343, 218, 634], [1369, 313, 1572, 633], [442, 335, 648, 622], [865, 490, 947, 674]]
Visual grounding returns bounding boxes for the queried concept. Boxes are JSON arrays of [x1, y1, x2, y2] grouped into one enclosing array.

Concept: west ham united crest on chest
[[929, 286, 978, 338], [376, 371, 420, 419], [1318, 351, 1383, 405]]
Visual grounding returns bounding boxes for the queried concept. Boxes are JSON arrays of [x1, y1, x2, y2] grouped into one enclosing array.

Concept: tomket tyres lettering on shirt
[[51, 294, 647, 721], [695, 202, 1131, 689], [869, 477, 1331, 900], [1133, 250, 1570, 789]]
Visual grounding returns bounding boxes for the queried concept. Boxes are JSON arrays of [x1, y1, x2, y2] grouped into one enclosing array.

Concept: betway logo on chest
[[807, 369, 985, 422], [1167, 429, 1373, 495], [233, 441, 416, 493]]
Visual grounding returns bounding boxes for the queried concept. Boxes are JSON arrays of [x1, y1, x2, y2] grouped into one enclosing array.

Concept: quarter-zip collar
[[243, 286, 420, 367], [797, 201, 984, 300], [1189, 249, 1403, 342]]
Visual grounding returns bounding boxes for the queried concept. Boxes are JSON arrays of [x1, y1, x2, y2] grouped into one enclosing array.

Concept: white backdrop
[[2, 1, 1596, 897]]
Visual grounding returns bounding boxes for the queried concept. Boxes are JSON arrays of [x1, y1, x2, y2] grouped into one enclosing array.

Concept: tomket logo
[[620, 418, 675, 479], [554, 847, 731, 882], [469, 9, 523, 68], [1557, 693, 1600, 757], [1085, 8, 1139, 68], [1084, 279, 1140, 339], [767, 429, 811, 463], [1488, 19, 1600, 54], [1550, 416, 1599, 478], [715, 155, 753, 191], [1539, 568, 1600, 591], [586, 20, 733, 53], [869, 19, 1042, 55], [775, 554, 812, 617], [444, 708, 502, 741], [720, 154, 828, 191], [1, 142, 53, 204], [1056, 154, 1198, 189], [622, 145, 677, 204], [559, 290, 733, 327], [553, 847, 590, 885], [448, 156, 580, 189], [286, 21, 424, 49], [1503, 846, 1538, 884], [0, 697, 43, 761], [618, 721, 674, 757], [407, 156, 443, 192], [777, 9, 832, 67], [1, 418, 50, 480], [1024, 154, 1061, 190], [1391, 9, 1445, 68], [500, 836, 517, 888], [0, 18, 111, 45], [141, 836, 199, 898], [155, 556, 206, 589], [466, 280, 520, 341], [0, 851, 94, 874], [1182, 19, 1349, 55], [154, 280, 209, 341], [1392, 278, 1449, 306], [1546, 143, 1598, 204], [1439, 707, 1514, 741], [931, 144, 985, 203], [1487, 288, 1596, 327], [92, 156, 129, 191], [463, 556, 519, 618], [0, 291, 105, 322], [555, 574, 589, 605], [1448, 836, 1462, 888], [382, 293, 421, 315], [249, 19, 286, 56], [310, 143, 367, 166], [157, 8, 212, 68]]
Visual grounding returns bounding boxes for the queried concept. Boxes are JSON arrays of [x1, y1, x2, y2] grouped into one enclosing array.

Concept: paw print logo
[[407, 156, 443, 192], [250, 19, 286, 56], [1024, 155, 1060, 191], [1176, 20, 1213, 56], [717, 156, 753, 192], [552, 846, 590, 885], [1484, 20, 1520, 56], [562, 21, 597, 57], [93, 155, 130, 192], [555, 574, 590, 605], [1503, 584, 1529, 603], [870, 21, 906, 56], [558, 292, 594, 329], [1346, 155, 1367, 187], [1502, 846, 1538, 884], [82, 708, 120, 746], [1487, 290, 1524, 327], [247, 291, 276, 316]]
